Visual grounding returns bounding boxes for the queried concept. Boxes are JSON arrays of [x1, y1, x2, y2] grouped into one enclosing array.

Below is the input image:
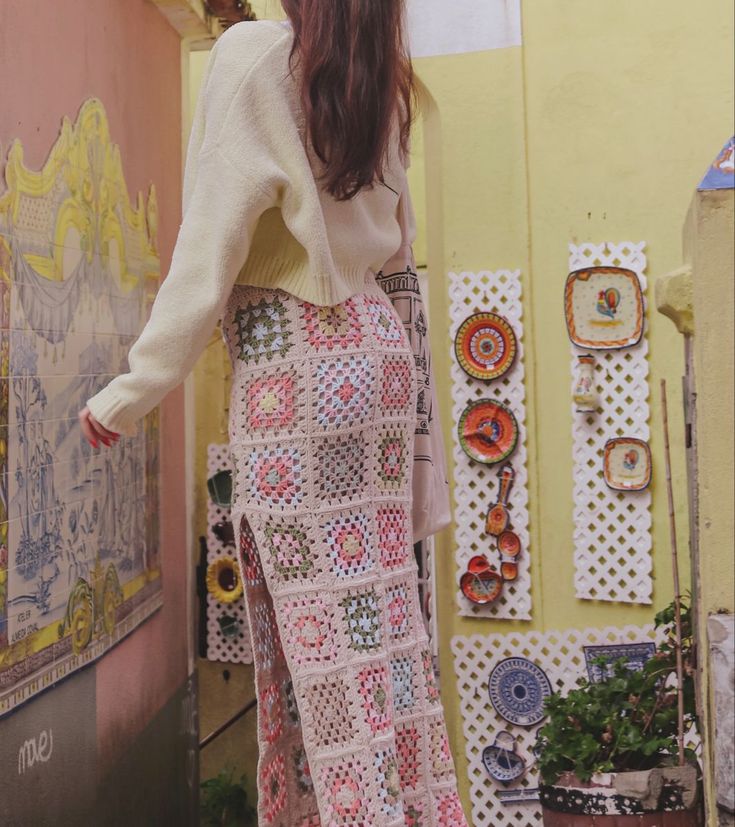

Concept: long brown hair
[[281, 0, 415, 201]]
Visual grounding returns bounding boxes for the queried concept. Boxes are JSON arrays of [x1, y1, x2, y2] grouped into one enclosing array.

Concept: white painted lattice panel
[[206, 443, 254, 664], [569, 242, 652, 604], [450, 624, 657, 827], [449, 270, 531, 620]]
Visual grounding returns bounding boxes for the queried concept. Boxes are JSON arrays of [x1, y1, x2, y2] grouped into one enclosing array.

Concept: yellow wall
[[410, 0, 733, 813]]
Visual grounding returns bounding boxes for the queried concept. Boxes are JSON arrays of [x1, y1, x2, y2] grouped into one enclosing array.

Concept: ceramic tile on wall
[[0, 98, 162, 720]]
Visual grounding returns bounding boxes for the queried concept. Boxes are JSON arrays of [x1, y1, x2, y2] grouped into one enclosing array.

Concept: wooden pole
[[660, 378, 686, 766]]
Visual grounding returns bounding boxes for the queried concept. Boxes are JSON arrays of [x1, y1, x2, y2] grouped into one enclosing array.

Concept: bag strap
[[395, 185, 415, 267]]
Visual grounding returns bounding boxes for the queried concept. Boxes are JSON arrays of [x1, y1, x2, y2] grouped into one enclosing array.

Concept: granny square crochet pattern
[[221, 274, 468, 826]]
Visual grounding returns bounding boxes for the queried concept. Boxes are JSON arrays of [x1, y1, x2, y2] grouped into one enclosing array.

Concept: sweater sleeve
[[85, 36, 278, 437]]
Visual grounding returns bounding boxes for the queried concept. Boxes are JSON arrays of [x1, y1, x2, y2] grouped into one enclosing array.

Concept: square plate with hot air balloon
[[603, 437, 652, 491], [564, 266, 644, 349]]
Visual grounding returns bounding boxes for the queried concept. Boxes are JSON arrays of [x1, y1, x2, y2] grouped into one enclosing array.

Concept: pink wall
[[0, 0, 188, 774]]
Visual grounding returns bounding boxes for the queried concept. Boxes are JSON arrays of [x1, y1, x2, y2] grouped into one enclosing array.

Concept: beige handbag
[[376, 187, 452, 542]]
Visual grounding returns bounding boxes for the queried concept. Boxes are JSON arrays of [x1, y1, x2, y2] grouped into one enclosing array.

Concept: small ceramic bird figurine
[[596, 287, 620, 320]]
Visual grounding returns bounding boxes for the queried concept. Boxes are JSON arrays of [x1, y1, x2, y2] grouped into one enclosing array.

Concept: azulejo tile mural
[[0, 98, 162, 717]]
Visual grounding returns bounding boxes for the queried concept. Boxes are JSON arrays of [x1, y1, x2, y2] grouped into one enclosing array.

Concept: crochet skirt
[[221, 273, 468, 827]]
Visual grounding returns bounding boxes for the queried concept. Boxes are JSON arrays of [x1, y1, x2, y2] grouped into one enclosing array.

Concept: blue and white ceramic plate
[[482, 731, 526, 784], [488, 657, 552, 726]]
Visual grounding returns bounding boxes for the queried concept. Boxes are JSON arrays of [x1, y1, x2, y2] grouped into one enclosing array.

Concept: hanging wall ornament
[[454, 312, 517, 381], [485, 462, 515, 535], [482, 731, 527, 784], [206, 556, 243, 604], [603, 437, 652, 491], [458, 400, 519, 465], [488, 657, 552, 727], [460, 556, 504, 604], [497, 529, 521, 558], [572, 353, 598, 413], [500, 561, 519, 582], [565, 266, 644, 349]]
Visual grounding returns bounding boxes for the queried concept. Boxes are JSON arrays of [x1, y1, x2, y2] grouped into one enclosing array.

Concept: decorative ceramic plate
[[500, 561, 518, 582], [497, 530, 521, 558], [603, 437, 652, 491], [488, 657, 552, 726], [482, 731, 526, 784], [207, 468, 233, 508], [583, 642, 656, 683], [455, 312, 518, 381], [564, 266, 644, 349], [467, 555, 494, 575], [458, 400, 519, 464], [460, 568, 503, 604]]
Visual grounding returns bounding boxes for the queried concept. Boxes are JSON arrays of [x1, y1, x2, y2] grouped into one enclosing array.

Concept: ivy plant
[[200, 764, 257, 827], [535, 598, 698, 785]]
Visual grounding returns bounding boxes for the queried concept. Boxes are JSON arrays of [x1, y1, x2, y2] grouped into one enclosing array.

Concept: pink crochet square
[[379, 353, 414, 412], [320, 759, 371, 824], [260, 753, 287, 822], [357, 663, 393, 735], [376, 505, 410, 569], [282, 595, 337, 666]]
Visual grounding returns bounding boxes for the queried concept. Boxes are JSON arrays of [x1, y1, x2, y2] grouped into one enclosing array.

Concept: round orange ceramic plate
[[498, 530, 522, 558], [458, 399, 519, 464], [455, 312, 517, 381]]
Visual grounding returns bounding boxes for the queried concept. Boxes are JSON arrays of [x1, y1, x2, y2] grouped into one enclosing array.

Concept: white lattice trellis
[[206, 443, 253, 664], [568, 243, 652, 604], [449, 270, 531, 620], [451, 624, 658, 827]]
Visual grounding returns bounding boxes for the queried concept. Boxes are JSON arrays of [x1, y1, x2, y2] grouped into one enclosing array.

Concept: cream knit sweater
[[86, 19, 416, 436]]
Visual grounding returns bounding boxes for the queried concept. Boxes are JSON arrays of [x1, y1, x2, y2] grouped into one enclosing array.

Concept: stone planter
[[540, 766, 702, 826]]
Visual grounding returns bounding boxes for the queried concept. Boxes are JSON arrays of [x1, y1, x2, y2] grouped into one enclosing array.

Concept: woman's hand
[[78, 406, 121, 448]]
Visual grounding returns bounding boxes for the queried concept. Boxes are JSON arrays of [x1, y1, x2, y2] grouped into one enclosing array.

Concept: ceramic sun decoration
[[603, 437, 652, 491], [454, 312, 517, 381], [206, 556, 243, 603], [572, 353, 598, 413], [565, 266, 645, 349], [458, 400, 519, 464]]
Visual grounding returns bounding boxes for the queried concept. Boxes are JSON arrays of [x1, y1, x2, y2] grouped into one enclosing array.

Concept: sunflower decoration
[[206, 556, 243, 604]]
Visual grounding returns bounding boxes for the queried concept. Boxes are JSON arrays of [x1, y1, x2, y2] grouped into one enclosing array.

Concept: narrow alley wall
[[0, 1, 196, 824]]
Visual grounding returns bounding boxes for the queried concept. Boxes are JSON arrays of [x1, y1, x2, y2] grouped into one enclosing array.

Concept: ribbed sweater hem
[[236, 252, 375, 306]]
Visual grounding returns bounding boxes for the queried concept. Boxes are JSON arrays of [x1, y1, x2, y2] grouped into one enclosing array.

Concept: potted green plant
[[200, 765, 257, 827], [535, 600, 703, 826]]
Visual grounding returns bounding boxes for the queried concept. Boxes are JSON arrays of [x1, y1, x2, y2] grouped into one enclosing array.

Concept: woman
[[79, 2, 468, 824]]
